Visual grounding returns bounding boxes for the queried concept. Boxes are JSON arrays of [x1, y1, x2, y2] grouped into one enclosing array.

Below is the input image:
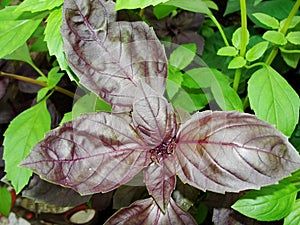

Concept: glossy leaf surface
[[232, 181, 297, 221], [15, 0, 63, 12], [3, 100, 51, 193], [22, 112, 151, 195], [252, 13, 279, 29], [248, 66, 299, 137], [104, 198, 197, 225], [115, 0, 169, 10], [284, 199, 300, 225], [175, 110, 300, 193], [61, 0, 167, 110]]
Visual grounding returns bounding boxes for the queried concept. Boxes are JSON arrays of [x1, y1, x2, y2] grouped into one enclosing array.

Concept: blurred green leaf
[[163, 0, 211, 15], [252, 13, 279, 29], [116, 0, 168, 10], [286, 32, 300, 45], [217, 46, 238, 56], [0, 187, 12, 217], [169, 44, 197, 70], [153, 5, 176, 19]]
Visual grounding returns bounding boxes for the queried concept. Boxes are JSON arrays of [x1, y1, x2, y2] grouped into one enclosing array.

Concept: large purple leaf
[[175, 110, 300, 193], [22, 112, 152, 195], [144, 155, 176, 211], [61, 0, 167, 111], [104, 197, 197, 225], [132, 83, 177, 146]]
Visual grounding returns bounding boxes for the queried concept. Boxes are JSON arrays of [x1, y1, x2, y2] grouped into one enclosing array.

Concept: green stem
[[233, 0, 248, 92], [265, 0, 300, 65], [29, 62, 47, 79], [0, 71, 79, 100], [280, 0, 300, 35], [208, 14, 230, 46]]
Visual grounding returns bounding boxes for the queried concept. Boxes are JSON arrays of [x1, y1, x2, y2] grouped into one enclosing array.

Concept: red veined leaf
[[61, 0, 167, 111], [104, 197, 197, 225], [144, 155, 176, 212], [175, 110, 300, 193], [132, 82, 177, 146], [22, 112, 151, 195]]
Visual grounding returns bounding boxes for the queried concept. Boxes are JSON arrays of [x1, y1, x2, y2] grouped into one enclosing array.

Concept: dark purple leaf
[[113, 185, 148, 210], [90, 192, 113, 211], [22, 174, 91, 207], [61, 0, 167, 111], [175, 110, 300, 193], [0, 78, 9, 99], [144, 155, 176, 211], [132, 83, 177, 146], [104, 197, 197, 225], [22, 112, 151, 195]]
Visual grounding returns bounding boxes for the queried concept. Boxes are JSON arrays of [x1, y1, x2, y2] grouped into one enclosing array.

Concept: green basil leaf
[[232, 182, 297, 221], [284, 199, 300, 225], [228, 56, 246, 69], [116, 0, 169, 10], [0, 19, 41, 58], [163, 0, 211, 15], [252, 13, 279, 29], [280, 16, 300, 30], [286, 31, 300, 45], [217, 46, 238, 56], [3, 100, 51, 193], [246, 41, 269, 62], [248, 66, 299, 137], [232, 27, 249, 50], [15, 0, 63, 13], [263, 30, 287, 45]]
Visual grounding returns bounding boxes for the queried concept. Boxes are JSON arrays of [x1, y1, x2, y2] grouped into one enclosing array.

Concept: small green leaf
[[169, 44, 197, 70], [47, 67, 64, 89], [115, 0, 169, 10], [280, 16, 300, 30], [3, 100, 51, 193], [246, 41, 269, 62], [286, 32, 300, 45], [203, 1, 218, 10], [217, 46, 238, 56], [284, 199, 300, 225], [248, 66, 299, 137], [232, 182, 297, 221], [15, 0, 63, 13], [228, 56, 246, 69], [37, 87, 49, 102], [263, 30, 287, 45], [252, 13, 279, 29], [0, 19, 42, 58], [0, 187, 12, 217], [153, 5, 176, 19], [44, 8, 77, 82], [232, 27, 249, 50], [163, 0, 212, 15]]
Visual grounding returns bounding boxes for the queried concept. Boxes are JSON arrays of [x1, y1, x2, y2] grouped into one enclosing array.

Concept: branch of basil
[[265, 0, 300, 65], [0, 71, 79, 100]]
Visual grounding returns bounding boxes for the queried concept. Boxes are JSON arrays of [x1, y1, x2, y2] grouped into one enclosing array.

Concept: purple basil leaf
[[22, 112, 151, 195], [175, 110, 300, 193], [132, 83, 177, 146], [104, 197, 197, 225], [144, 155, 176, 211], [61, 0, 167, 111], [0, 77, 9, 99], [22, 174, 91, 207]]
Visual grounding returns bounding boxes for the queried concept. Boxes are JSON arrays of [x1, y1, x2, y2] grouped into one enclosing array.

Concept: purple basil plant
[[21, 0, 300, 224]]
